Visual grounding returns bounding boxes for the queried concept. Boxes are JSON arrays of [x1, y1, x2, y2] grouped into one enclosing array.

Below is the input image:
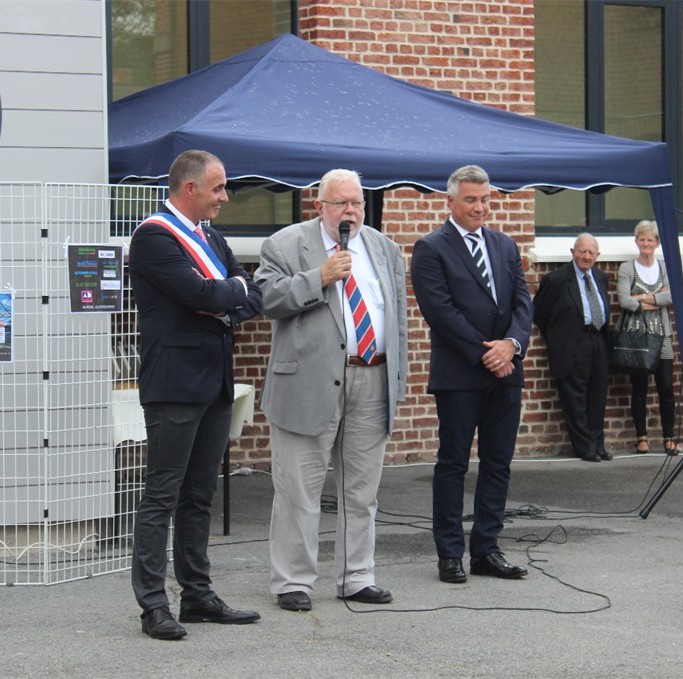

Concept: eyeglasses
[[320, 200, 366, 209]]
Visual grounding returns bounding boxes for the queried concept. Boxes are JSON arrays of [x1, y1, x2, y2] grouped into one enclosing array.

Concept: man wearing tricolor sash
[[129, 150, 262, 640]]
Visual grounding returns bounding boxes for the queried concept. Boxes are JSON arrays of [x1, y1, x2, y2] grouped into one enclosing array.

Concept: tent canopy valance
[[109, 35, 671, 195]]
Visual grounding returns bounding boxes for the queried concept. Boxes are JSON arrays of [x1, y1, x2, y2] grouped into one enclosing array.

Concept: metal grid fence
[[0, 182, 167, 585]]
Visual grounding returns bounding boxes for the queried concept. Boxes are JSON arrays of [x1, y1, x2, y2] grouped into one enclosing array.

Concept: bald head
[[571, 233, 600, 273]]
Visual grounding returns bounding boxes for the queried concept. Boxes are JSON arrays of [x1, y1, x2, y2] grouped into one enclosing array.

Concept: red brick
[[221, 0, 671, 469]]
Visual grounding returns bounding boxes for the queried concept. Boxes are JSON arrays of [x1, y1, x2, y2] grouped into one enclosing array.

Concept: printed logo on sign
[[81, 290, 93, 303]]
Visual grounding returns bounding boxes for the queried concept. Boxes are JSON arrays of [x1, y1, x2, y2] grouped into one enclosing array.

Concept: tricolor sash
[[136, 212, 227, 280]]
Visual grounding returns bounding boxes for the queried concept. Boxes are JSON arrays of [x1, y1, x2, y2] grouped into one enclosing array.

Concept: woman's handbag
[[610, 307, 663, 374]]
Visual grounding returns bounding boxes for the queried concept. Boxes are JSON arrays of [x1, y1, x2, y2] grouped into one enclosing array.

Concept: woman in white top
[[616, 220, 677, 455]]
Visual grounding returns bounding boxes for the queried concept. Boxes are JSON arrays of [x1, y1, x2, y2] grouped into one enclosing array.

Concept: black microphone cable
[[334, 220, 406, 612], [336, 218, 352, 609], [331, 224, 610, 617], [335, 218, 384, 610]]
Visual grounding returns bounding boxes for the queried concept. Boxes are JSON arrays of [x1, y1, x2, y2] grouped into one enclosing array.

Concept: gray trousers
[[269, 365, 389, 598]]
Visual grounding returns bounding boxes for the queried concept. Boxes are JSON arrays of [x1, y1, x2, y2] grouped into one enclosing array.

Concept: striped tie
[[465, 232, 491, 292], [344, 273, 377, 364]]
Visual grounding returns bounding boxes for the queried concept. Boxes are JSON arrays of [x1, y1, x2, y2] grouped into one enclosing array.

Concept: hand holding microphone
[[320, 221, 353, 287]]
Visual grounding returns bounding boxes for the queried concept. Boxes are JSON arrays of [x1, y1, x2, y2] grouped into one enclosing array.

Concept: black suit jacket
[[411, 220, 533, 392], [533, 261, 609, 380], [129, 207, 262, 405]]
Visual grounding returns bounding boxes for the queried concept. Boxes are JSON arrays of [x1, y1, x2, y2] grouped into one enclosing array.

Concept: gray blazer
[[616, 258, 673, 338], [256, 217, 408, 437]]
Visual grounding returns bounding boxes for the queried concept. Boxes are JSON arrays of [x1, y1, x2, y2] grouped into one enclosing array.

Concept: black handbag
[[610, 308, 663, 374]]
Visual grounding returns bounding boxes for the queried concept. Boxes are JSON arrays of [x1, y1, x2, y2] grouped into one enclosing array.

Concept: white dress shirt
[[321, 224, 386, 356], [449, 217, 522, 354], [572, 260, 606, 326], [449, 217, 499, 303]]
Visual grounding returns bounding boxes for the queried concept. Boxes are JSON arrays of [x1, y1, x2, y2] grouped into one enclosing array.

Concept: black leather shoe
[[582, 451, 602, 462], [438, 558, 467, 583], [141, 607, 187, 640], [470, 552, 528, 579], [179, 595, 260, 624], [599, 448, 613, 461], [277, 591, 312, 612], [339, 585, 393, 604]]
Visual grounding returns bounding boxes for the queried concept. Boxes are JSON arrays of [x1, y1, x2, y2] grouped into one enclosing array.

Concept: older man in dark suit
[[533, 233, 611, 463], [411, 165, 533, 585], [129, 150, 263, 640]]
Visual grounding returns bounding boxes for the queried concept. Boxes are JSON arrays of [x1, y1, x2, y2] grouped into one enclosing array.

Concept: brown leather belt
[[347, 354, 386, 367]]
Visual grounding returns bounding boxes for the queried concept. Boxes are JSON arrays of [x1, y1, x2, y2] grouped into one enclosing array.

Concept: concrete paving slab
[[2, 453, 683, 678]]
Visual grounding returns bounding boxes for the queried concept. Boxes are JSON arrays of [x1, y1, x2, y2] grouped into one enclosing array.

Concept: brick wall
[[228, 0, 676, 469]]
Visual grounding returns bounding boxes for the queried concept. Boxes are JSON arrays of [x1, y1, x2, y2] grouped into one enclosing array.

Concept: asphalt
[[3, 450, 683, 679]]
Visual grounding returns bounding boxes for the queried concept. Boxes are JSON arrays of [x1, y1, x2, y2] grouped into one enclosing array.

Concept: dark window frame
[[537, 0, 682, 236], [106, 0, 301, 236]]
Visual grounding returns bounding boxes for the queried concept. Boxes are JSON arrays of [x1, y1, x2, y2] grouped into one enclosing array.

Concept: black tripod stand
[[640, 453, 683, 518]]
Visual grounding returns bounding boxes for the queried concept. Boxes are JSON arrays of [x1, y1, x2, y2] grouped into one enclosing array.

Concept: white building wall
[[0, 1, 112, 538], [0, 0, 107, 183]]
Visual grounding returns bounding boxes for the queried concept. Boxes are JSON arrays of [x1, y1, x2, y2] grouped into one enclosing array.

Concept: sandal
[[635, 436, 650, 454], [663, 438, 680, 456]]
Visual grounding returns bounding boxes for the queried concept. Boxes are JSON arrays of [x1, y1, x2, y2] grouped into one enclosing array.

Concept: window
[[109, 0, 188, 102], [535, 0, 679, 234], [209, 0, 293, 62], [535, 0, 586, 229], [603, 4, 662, 223], [108, 0, 298, 236]]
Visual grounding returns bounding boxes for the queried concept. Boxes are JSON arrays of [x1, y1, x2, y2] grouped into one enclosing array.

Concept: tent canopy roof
[[109, 34, 672, 194]]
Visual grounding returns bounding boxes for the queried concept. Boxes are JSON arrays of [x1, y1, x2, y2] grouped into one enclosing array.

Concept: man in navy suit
[[411, 165, 533, 584], [129, 150, 263, 640], [533, 234, 611, 463]]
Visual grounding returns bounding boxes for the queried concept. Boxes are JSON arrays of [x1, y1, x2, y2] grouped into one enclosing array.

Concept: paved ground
[[2, 450, 683, 678]]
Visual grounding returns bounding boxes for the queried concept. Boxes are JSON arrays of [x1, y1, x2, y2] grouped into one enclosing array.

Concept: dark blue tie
[[465, 232, 491, 293]]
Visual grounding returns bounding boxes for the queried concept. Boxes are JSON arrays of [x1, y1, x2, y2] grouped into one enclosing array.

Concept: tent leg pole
[[223, 442, 230, 535], [640, 454, 683, 519]]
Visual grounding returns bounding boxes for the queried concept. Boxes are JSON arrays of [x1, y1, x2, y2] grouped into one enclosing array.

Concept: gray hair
[[634, 219, 659, 241], [317, 169, 363, 200], [573, 232, 599, 251], [447, 165, 490, 196], [169, 150, 224, 193]]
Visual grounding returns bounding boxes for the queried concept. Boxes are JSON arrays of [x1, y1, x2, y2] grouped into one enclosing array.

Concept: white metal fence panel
[[0, 182, 168, 585]]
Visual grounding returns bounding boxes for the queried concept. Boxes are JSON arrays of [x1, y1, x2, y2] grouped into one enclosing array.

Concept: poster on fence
[[0, 291, 13, 363], [67, 244, 124, 313]]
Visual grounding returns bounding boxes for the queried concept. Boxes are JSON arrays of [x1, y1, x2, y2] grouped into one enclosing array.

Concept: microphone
[[338, 221, 351, 251]]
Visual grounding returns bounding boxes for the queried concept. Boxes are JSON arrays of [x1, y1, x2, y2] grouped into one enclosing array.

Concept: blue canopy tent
[[109, 34, 681, 337]]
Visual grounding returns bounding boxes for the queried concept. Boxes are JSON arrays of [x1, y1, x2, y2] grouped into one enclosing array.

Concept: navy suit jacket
[[129, 207, 263, 405], [411, 220, 533, 392], [533, 261, 610, 380]]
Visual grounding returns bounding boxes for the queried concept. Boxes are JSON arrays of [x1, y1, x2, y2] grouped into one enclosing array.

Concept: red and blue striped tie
[[344, 273, 377, 364]]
